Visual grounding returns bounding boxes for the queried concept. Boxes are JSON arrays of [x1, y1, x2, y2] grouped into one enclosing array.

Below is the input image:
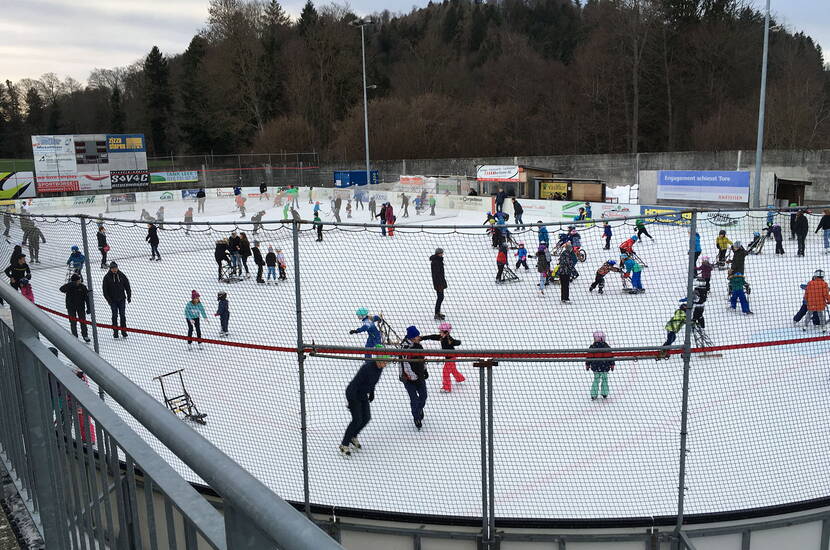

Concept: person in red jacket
[[496, 243, 508, 282], [804, 269, 830, 330], [619, 235, 638, 257], [384, 203, 396, 237]]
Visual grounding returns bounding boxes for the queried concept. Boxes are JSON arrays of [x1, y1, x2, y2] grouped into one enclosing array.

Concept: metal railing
[[0, 284, 343, 550]]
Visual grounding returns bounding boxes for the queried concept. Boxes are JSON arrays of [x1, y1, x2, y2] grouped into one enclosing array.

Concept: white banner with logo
[[476, 165, 520, 182]]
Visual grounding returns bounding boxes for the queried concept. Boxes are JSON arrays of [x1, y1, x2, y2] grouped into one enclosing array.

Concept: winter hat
[[438, 322, 452, 332], [70, 274, 81, 282], [435, 248, 444, 255], [733, 240, 743, 248], [191, 290, 200, 300], [701, 256, 710, 263], [109, 261, 118, 268], [71, 245, 79, 251], [406, 325, 420, 339], [592, 331, 606, 342]]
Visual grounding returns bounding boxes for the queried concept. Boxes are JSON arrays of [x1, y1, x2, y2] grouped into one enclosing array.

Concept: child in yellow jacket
[[716, 230, 732, 265]]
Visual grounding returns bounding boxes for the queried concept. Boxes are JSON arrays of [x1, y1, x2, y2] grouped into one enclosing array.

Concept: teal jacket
[[184, 301, 207, 319]]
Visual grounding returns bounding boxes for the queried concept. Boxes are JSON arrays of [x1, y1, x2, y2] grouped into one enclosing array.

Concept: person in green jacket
[[184, 290, 208, 350], [429, 195, 437, 216], [635, 218, 653, 240], [662, 303, 687, 347]]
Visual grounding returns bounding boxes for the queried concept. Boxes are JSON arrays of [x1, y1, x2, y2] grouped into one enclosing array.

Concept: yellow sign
[[540, 181, 568, 199]]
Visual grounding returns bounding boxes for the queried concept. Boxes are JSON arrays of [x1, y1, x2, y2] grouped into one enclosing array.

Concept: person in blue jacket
[[694, 231, 702, 263], [585, 202, 593, 219], [766, 205, 776, 227], [602, 222, 612, 249], [67, 246, 86, 275], [538, 222, 549, 248], [515, 243, 529, 270], [349, 308, 382, 353], [184, 290, 208, 350], [339, 345, 390, 456]]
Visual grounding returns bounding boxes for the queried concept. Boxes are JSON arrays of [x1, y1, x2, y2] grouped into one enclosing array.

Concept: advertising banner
[[540, 181, 568, 199], [476, 165, 520, 182], [657, 170, 750, 203], [32, 135, 78, 192], [181, 189, 200, 199], [640, 206, 692, 225], [0, 172, 37, 199], [599, 203, 636, 219], [151, 171, 199, 184]]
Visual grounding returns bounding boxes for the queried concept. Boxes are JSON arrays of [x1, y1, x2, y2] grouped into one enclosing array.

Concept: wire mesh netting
[[1, 202, 829, 520]]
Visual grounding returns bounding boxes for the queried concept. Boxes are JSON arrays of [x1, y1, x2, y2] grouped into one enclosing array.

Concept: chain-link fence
[[1, 205, 829, 537]]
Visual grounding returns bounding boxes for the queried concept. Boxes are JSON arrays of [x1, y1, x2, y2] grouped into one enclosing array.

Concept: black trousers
[[775, 241, 785, 254], [604, 235, 611, 249], [99, 247, 107, 267], [342, 399, 371, 446], [797, 235, 806, 256], [256, 264, 264, 281], [67, 305, 88, 338], [589, 273, 605, 292], [435, 289, 444, 314], [496, 263, 505, 281], [560, 273, 570, 300], [516, 259, 528, 270], [637, 227, 652, 239], [187, 318, 202, 342]]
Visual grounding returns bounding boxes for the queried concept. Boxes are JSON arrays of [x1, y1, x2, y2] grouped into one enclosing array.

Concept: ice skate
[[83, 336, 91, 343], [339, 445, 351, 457], [434, 313, 445, 320], [350, 437, 362, 450], [187, 343, 193, 351], [197, 343, 204, 350]]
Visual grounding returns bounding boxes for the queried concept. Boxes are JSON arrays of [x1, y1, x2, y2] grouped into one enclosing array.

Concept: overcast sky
[[2, 0, 827, 84]]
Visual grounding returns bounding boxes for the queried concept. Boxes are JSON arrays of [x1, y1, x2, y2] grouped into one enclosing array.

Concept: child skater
[[422, 322, 464, 392], [265, 246, 277, 283], [515, 243, 529, 271], [215, 291, 230, 336], [586, 331, 615, 400], [276, 248, 287, 280]]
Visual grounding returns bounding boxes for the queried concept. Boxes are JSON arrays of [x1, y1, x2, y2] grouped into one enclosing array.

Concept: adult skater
[[339, 345, 389, 456], [146, 223, 161, 261], [494, 187, 507, 213], [635, 218, 653, 240], [536, 245, 550, 295], [586, 331, 615, 400], [259, 181, 269, 201], [239, 233, 252, 277], [588, 259, 621, 294], [368, 196, 377, 219], [511, 197, 524, 228], [558, 242, 578, 303], [794, 210, 809, 256], [538, 222, 549, 248], [354, 189, 364, 210], [770, 224, 784, 254], [67, 246, 85, 276], [422, 322, 464, 392], [155, 206, 165, 229], [184, 290, 208, 350], [59, 274, 91, 343], [196, 188, 206, 213], [430, 248, 447, 320], [252, 240, 265, 283], [102, 262, 131, 338], [728, 272, 753, 314], [802, 270, 830, 329], [350, 308, 383, 352], [400, 193, 410, 217], [333, 196, 342, 223], [729, 241, 748, 275], [23, 224, 45, 264], [693, 231, 702, 263], [215, 291, 230, 337], [429, 195, 436, 216], [817, 209, 830, 254], [228, 231, 242, 275], [602, 221, 612, 250], [789, 204, 799, 240], [5, 253, 31, 290], [184, 206, 194, 235], [377, 202, 388, 236], [214, 239, 230, 281], [400, 326, 428, 430], [287, 185, 299, 209], [97, 225, 108, 268]]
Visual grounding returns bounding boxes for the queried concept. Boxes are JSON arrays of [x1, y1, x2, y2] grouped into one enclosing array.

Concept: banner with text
[[476, 165, 520, 182], [657, 170, 750, 203]]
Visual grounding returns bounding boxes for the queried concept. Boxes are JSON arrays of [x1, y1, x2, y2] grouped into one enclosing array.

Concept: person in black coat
[[511, 197, 524, 228], [495, 187, 507, 213], [5, 254, 31, 290], [339, 350, 389, 455], [430, 248, 447, 320], [817, 208, 830, 253], [586, 331, 615, 400], [239, 233, 252, 276], [214, 239, 230, 281], [96, 225, 108, 268], [794, 210, 809, 256], [146, 223, 160, 261], [252, 241, 265, 283], [400, 326, 428, 429], [60, 274, 91, 342], [102, 262, 131, 338], [196, 188, 207, 213], [377, 203, 388, 236]]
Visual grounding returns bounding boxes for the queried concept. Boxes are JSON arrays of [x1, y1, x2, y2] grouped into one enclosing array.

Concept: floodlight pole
[[752, 0, 771, 208]]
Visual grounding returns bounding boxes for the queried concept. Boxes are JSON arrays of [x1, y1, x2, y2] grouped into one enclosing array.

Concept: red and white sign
[[400, 175, 425, 186], [476, 165, 520, 182]]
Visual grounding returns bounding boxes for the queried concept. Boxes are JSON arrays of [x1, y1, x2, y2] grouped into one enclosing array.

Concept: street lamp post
[[351, 18, 374, 187], [752, 0, 771, 208]]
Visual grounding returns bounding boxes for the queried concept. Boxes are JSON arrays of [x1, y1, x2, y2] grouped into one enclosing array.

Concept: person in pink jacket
[[384, 203, 396, 237], [18, 277, 34, 303]]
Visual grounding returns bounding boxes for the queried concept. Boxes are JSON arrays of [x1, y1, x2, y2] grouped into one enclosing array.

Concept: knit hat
[[406, 325, 420, 339], [435, 247, 444, 255], [438, 322, 452, 332], [592, 331, 606, 342], [109, 261, 118, 268], [191, 290, 200, 300], [70, 274, 81, 282]]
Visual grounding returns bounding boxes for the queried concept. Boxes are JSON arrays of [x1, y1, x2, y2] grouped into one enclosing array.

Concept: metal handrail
[[0, 284, 343, 550]]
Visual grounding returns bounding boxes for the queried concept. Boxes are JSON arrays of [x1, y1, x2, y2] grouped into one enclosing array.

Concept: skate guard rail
[[0, 284, 343, 550]]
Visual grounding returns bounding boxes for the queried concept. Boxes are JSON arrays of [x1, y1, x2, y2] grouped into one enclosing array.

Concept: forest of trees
[[0, 0, 828, 161]]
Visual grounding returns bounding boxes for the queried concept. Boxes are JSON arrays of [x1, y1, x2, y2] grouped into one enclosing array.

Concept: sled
[[153, 369, 207, 425], [693, 325, 722, 358], [377, 316, 402, 346]]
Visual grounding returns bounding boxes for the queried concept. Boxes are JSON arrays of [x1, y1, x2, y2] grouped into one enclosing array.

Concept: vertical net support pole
[[292, 219, 311, 517], [79, 215, 104, 399], [479, 362, 488, 546], [675, 210, 698, 541], [487, 362, 496, 547]]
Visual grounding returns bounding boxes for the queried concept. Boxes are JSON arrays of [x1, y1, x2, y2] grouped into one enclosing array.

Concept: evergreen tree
[[46, 100, 61, 134], [143, 46, 172, 154], [110, 86, 125, 133], [25, 88, 45, 136], [298, 0, 318, 37], [179, 36, 222, 153], [260, 0, 290, 120]]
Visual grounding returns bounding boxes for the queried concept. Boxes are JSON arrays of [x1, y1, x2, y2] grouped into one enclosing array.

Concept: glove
[[368, 391, 375, 402], [349, 330, 357, 334]]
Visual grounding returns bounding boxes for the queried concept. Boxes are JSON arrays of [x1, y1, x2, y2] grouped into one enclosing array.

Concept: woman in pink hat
[[184, 290, 208, 350]]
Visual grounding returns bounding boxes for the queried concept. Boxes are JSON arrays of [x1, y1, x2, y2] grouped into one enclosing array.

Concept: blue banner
[[657, 170, 749, 203]]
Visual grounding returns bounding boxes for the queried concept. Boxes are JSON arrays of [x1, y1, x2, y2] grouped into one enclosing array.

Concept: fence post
[[292, 219, 311, 517], [675, 210, 698, 542], [10, 308, 70, 549], [79, 216, 103, 398], [475, 359, 498, 549], [478, 360, 488, 547]]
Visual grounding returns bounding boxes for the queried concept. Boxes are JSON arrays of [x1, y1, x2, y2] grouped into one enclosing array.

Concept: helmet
[[355, 307, 369, 317], [70, 274, 81, 282], [631, 235, 638, 241], [71, 245, 79, 251], [592, 331, 606, 342], [733, 240, 742, 248], [18, 278, 29, 286], [607, 260, 616, 266], [753, 231, 760, 237], [719, 230, 726, 235], [733, 272, 743, 277], [538, 244, 547, 251], [438, 322, 452, 332], [815, 269, 825, 279]]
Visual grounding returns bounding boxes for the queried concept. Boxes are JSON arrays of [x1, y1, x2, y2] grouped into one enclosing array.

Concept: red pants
[[442, 362, 465, 391]]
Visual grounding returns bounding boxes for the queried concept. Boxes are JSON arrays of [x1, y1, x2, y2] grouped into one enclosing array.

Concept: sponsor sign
[[111, 170, 150, 188], [640, 206, 692, 225], [181, 189, 200, 199], [72, 195, 98, 206], [0, 172, 37, 199], [109, 193, 137, 204], [657, 170, 750, 203], [706, 212, 739, 226], [158, 191, 175, 201], [214, 188, 235, 197], [476, 165, 520, 182], [151, 171, 199, 184], [400, 175, 425, 186], [540, 181, 568, 199], [106, 134, 146, 153], [600, 204, 634, 219]]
